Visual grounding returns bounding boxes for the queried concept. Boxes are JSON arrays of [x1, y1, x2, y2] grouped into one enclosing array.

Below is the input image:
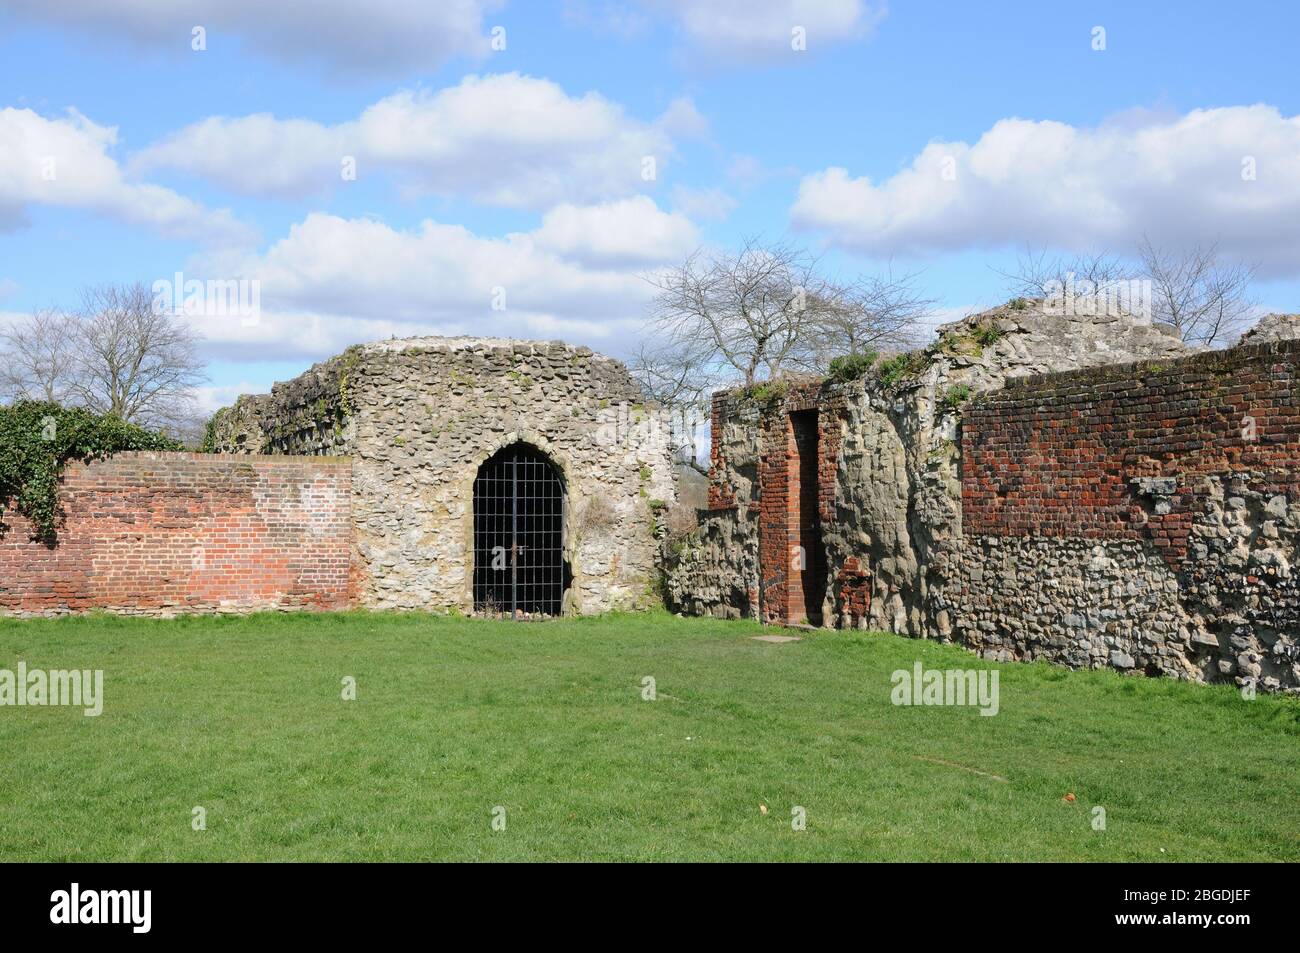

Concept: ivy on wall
[[0, 401, 180, 540]]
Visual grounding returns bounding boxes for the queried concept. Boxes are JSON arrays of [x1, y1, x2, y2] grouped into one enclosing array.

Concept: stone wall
[[667, 301, 1300, 693], [211, 337, 675, 614], [956, 340, 1300, 691], [0, 452, 354, 616]]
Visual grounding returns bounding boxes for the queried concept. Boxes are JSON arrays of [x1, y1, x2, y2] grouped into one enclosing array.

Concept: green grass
[[0, 611, 1296, 862]]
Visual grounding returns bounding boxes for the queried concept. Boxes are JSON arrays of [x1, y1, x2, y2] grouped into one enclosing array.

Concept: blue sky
[[2, 0, 1298, 409]]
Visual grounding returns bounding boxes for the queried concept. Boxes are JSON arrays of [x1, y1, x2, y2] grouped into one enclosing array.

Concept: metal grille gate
[[472, 443, 567, 617]]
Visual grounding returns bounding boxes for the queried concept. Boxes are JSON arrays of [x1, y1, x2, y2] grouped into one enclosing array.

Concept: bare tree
[[629, 339, 715, 471], [644, 238, 841, 388], [630, 339, 715, 411], [802, 269, 934, 369], [0, 307, 80, 403], [65, 282, 208, 434], [1137, 237, 1257, 347], [995, 246, 1136, 299]]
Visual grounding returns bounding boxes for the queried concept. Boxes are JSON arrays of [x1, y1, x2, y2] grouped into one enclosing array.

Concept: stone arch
[[462, 433, 578, 616]]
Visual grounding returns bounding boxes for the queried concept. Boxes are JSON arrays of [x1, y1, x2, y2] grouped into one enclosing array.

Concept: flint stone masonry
[[667, 301, 1299, 693], [210, 336, 675, 614], [0, 452, 353, 616], [1238, 312, 1300, 345], [958, 340, 1300, 691]]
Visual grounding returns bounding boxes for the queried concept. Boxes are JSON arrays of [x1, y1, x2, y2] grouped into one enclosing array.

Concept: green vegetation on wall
[[940, 383, 974, 412], [0, 401, 180, 539], [876, 351, 932, 388], [827, 350, 879, 382]]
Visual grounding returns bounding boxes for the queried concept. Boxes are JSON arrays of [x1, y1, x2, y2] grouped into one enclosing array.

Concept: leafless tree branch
[[0, 306, 79, 404], [1137, 236, 1257, 347]]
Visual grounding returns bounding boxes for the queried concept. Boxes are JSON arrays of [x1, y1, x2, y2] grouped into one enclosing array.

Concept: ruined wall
[[666, 394, 761, 618], [212, 337, 675, 614], [956, 341, 1300, 692], [669, 301, 1300, 693], [0, 452, 354, 616], [670, 300, 1190, 629]]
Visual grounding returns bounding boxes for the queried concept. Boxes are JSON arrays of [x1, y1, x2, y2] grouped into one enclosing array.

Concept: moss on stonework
[[336, 345, 363, 420]]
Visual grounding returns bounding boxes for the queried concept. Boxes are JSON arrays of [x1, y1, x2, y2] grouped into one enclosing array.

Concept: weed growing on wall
[[939, 383, 973, 412], [876, 351, 931, 388], [0, 401, 179, 539], [971, 321, 1003, 348], [827, 350, 879, 382]]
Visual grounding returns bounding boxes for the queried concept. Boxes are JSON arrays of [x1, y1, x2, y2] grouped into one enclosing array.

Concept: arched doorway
[[472, 442, 570, 617]]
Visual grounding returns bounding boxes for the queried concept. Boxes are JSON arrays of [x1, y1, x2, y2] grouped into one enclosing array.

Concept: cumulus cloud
[[184, 200, 693, 362], [0, 107, 251, 244], [3, 0, 501, 76], [791, 105, 1300, 274], [192, 381, 276, 415], [646, 0, 884, 62], [533, 196, 699, 267], [134, 73, 686, 208]]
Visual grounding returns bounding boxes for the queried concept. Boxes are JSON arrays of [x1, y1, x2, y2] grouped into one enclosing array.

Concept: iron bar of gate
[[511, 456, 518, 620], [473, 444, 565, 619]]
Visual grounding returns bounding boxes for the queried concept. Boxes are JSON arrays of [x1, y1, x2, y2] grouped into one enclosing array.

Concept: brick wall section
[[835, 557, 871, 625], [0, 452, 355, 615], [962, 339, 1300, 564], [694, 381, 854, 625], [757, 407, 793, 622], [749, 382, 848, 623]]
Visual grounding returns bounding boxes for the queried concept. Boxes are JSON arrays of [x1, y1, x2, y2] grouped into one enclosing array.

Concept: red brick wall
[[757, 408, 793, 622], [0, 452, 355, 615], [962, 340, 1300, 563], [835, 557, 871, 626], [752, 383, 845, 624]]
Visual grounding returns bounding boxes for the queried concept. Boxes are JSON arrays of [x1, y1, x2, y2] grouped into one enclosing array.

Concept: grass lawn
[[0, 610, 1297, 862]]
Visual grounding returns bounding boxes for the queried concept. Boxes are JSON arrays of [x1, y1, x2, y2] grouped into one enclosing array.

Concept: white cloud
[[656, 96, 711, 140], [791, 105, 1300, 275], [647, 0, 884, 62], [0, 107, 251, 244], [671, 184, 737, 221], [534, 196, 699, 267], [185, 201, 693, 362], [134, 73, 686, 208], [193, 381, 275, 415], [132, 114, 343, 199], [3, 0, 501, 76]]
